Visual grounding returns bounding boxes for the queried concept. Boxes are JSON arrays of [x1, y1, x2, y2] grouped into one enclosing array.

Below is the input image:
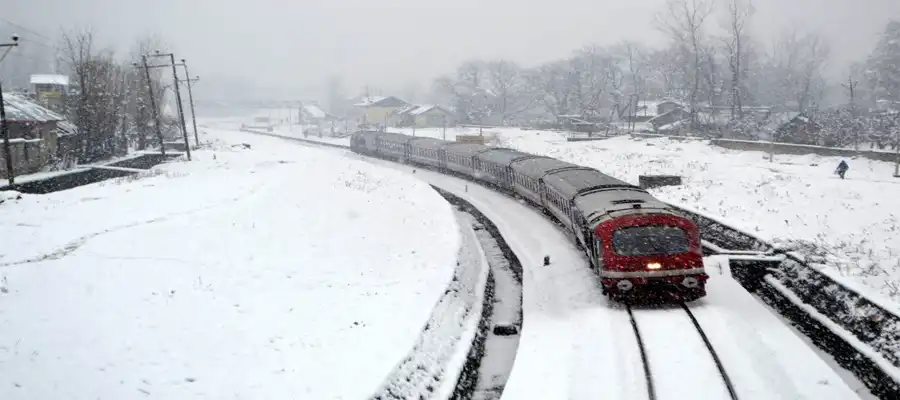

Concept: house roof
[[397, 104, 454, 117], [2, 92, 66, 123], [303, 104, 334, 119], [352, 95, 408, 108], [30, 74, 70, 86]]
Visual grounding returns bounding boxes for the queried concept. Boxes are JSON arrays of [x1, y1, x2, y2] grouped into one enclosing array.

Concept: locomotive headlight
[[647, 262, 662, 270]]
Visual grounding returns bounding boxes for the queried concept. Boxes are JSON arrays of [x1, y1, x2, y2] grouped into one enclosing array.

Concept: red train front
[[595, 213, 708, 303]]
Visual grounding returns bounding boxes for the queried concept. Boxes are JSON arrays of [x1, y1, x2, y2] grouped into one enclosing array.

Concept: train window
[[612, 225, 690, 257]]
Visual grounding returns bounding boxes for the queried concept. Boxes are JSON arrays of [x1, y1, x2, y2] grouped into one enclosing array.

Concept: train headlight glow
[[647, 262, 662, 270]]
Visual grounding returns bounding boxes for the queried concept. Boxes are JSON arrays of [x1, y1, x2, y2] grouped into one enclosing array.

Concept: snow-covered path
[[0, 129, 460, 399]]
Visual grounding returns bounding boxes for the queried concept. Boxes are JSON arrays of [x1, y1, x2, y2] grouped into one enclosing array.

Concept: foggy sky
[[4, 0, 899, 100]]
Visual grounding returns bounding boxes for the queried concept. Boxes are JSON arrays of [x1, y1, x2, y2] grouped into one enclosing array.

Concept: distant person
[[835, 160, 849, 179]]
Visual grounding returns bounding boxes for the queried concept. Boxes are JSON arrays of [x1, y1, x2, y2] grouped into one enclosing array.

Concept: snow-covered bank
[[434, 188, 524, 400], [0, 128, 459, 399], [372, 210, 491, 399]]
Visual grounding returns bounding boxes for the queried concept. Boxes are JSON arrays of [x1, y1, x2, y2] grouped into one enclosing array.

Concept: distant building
[[29, 74, 70, 113], [351, 95, 409, 126], [394, 104, 456, 128], [620, 99, 684, 123], [1, 92, 78, 175], [648, 108, 690, 132], [300, 103, 338, 124]]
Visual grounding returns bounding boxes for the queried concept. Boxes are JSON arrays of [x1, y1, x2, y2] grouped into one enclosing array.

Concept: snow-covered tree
[[484, 60, 535, 123], [866, 19, 900, 104], [567, 46, 618, 118], [431, 62, 494, 124], [656, 0, 715, 127], [722, 0, 753, 117], [527, 60, 577, 122]]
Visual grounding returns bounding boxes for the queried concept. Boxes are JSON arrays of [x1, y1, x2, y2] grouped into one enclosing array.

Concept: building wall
[[658, 102, 682, 115], [0, 122, 59, 176], [364, 106, 402, 125], [413, 110, 454, 128]]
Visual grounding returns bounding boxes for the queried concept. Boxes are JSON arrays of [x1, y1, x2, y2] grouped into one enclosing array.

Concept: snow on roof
[[353, 96, 387, 107], [2, 93, 66, 122], [397, 104, 452, 117], [410, 105, 437, 116], [303, 104, 327, 119], [56, 120, 79, 137], [30, 74, 70, 86]]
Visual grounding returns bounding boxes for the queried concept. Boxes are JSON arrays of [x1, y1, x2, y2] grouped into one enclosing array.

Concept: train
[[350, 131, 708, 302]]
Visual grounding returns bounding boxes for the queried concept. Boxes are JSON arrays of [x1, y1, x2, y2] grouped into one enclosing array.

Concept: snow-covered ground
[[354, 154, 865, 399], [316, 125, 899, 309], [0, 128, 461, 399]]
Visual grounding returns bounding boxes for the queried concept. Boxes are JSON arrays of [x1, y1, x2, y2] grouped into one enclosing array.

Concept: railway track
[[627, 303, 739, 400]]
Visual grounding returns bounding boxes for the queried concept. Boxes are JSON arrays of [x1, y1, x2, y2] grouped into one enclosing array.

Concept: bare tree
[[528, 60, 576, 121], [568, 46, 617, 118], [764, 29, 830, 112], [485, 60, 535, 122], [723, 0, 753, 118], [60, 28, 143, 161], [614, 41, 648, 99], [656, 0, 715, 128], [457, 60, 485, 88], [127, 35, 167, 150]]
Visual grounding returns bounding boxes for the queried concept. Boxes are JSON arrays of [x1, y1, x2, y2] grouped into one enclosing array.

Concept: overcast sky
[[3, 0, 899, 100]]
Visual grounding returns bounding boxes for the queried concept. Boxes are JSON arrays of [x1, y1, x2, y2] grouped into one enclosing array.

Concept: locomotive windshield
[[612, 225, 690, 256]]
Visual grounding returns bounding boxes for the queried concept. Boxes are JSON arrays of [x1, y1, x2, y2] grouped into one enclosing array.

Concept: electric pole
[[180, 59, 199, 146], [168, 53, 190, 160], [138, 56, 166, 157], [1, 35, 21, 186], [842, 76, 861, 150], [842, 76, 858, 110], [146, 51, 191, 161], [894, 112, 900, 178]]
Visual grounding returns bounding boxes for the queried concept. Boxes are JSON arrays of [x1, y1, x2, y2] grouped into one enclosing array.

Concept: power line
[[0, 18, 53, 42]]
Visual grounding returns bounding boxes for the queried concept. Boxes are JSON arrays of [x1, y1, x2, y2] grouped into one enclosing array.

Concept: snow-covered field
[[313, 125, 899, 309], [0, 128, 462, 399]]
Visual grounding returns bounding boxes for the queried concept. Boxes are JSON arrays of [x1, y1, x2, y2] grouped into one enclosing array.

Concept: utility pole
[[841, 76, 858, 109], [842, 76, 861, 150], [180, 59, 199, 146], [894, 113, 900, 178], [1, 35, 21, 185], [146, 52, 190, 161], [167, 53, 190, 160], [137, 56, 166, 157]]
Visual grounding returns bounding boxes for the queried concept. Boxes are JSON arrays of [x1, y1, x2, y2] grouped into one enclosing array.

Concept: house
[[648, 108, 689, 132], [620, 99, 684, 122], [351, 95, 409, 126], [773, 113, 822, 145], [395, 104, 456, 128], [1, 92, 77, 175], [29, 74, 70, 114], [300, 103, 337, 124]]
